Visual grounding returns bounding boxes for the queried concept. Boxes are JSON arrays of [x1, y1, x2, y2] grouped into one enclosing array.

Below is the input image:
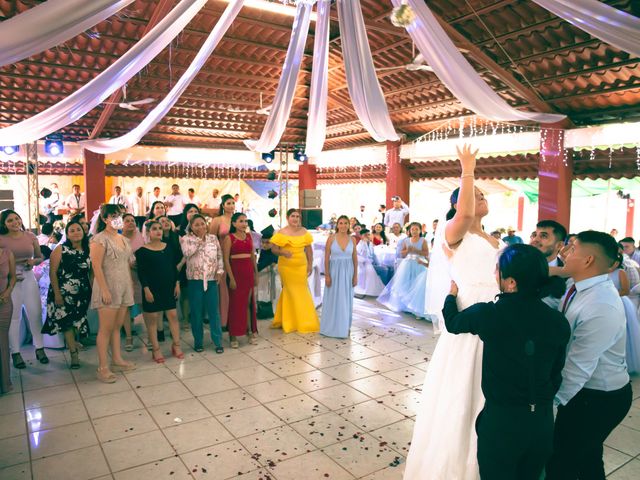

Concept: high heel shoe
[[96, 367, 116, 383], [171, 343, 184, 360], [12, 353, 26, 369], [151, 348, 165, 364], [35, 348, 49, 364]]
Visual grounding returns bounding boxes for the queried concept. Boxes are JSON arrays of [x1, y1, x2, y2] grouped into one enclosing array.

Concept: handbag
[[256, 301, 273, 320]]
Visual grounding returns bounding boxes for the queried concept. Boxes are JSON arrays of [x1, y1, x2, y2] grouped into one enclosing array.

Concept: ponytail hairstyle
[[219, 194, 234, 216], [229, 212, 247, 234], [446, 187, 460, 221], [96, 204, 121, 233], [498, 244, 565, 299]]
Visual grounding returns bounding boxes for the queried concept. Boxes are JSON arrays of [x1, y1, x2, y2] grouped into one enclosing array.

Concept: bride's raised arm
[[445, 144, 479, 248]]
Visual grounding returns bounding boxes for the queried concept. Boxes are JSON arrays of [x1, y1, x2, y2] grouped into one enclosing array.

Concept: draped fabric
[[304, 0, 331, 157], [337, 0, 400, 142], [532, 0, 640, 58], [245, 0, 315, 153], [0, 0, 207, 147], [390, 0, 566, 123], [0, 0, 135, 68], [81, 0, 244, 154]]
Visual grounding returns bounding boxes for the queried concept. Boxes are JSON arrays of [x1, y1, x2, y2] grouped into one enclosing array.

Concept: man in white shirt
[[108, 186, 130, 212], [425, 219, 439, 246], [164, 184, 185, 226], [186, 188, 201, 207], [620, 236, 640, 265], [64, 184, 86, 219], [202, 188, 221, 217], [129, 186, 147, 229], [387, 222, 407, 250], [546, 231, 631, 479], [150, 186, 162, 204], [233, 193, 243, 213], [383, 196, 409, 231]]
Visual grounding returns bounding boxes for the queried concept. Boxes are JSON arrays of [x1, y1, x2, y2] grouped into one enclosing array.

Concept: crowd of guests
[[0, 191, 270, 390]]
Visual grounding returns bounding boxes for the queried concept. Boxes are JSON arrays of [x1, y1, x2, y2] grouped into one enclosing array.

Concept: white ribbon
[[0, 0, 207, 147], [532, 0, 640, 58], [0, 0, 135, 67], [305, 0, 331, 157], [245, 0, 316, 153], [82, 0, 244, 154], [337, 0, 400, 142], [391, 0, 565, 123]]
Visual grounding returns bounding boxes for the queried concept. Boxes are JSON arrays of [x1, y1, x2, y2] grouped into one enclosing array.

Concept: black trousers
[[546, 383, 632, 480], [476, 403, 554, 480]]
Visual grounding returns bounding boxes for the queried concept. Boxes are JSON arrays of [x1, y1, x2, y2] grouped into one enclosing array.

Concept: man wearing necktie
[[546, 231, 632, 480], [64, 184, 85, 219]]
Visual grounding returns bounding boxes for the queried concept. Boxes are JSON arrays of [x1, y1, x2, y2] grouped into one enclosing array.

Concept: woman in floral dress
[[42, 220, 92, 369]]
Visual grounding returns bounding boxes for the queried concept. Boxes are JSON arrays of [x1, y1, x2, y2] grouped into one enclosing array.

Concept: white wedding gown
[[404, 231, 502, 480]]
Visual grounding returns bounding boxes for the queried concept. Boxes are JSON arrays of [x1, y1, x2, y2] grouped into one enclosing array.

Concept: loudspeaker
[[300, 189, 321, 208], [301, 208, 323, 229]]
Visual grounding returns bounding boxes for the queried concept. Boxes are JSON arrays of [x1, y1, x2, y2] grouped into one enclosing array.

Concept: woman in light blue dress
[[378, 222, 429, 313], [609, 266, 640, 373], [320, 216, 357, 338]]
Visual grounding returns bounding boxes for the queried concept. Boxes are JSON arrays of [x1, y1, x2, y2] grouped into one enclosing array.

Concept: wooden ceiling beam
[[429, 10, 572, 126], [90, 0, 175, 139], [446, 0, 516, 24]]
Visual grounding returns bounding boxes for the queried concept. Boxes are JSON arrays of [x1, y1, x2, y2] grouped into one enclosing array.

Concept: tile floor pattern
[[1, 297, 639, 479]]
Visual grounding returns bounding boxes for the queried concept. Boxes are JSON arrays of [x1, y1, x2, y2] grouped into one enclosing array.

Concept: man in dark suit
[[530, 220, 567, 267], [531, 220, 568, 309]]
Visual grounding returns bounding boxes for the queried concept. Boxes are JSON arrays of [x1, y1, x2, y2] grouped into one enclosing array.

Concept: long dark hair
[[180, 203, 201, 234], [219, 194, 234, 216], [373, 222, 387, 243], [229, 212, 247, 234], [0, 209, 23, 235], [498, 244, 565, 298], [446, 188, 460, 221], [96, 204, 121, 233], [147, 200, 166, 220], [63, 219, 89, 251]]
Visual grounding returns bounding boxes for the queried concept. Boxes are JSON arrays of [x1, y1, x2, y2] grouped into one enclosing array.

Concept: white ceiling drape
[[244, 0, 316, 153], [0, 0, 207, 147], [304, 0, 331, 157], [532, 0, 640, 58], [390, 0, 566, 123], [0, 0, 135, 67], [81, 0, 245, 154], [337, 0, 400, 142]]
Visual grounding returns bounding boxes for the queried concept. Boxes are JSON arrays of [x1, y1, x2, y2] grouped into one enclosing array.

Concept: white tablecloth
[[373, 245, 396, 268]]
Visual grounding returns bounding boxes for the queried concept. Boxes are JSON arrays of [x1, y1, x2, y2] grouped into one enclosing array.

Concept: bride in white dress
[[404, 145, 503, 480]]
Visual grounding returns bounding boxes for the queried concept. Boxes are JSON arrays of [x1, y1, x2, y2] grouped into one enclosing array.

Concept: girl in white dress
[[404, 145, 503, 480]]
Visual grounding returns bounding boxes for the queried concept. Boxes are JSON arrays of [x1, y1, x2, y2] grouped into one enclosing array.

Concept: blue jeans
[[187, 280, 222, 349]]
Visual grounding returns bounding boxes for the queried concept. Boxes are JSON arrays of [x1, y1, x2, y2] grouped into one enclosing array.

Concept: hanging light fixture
[[44, 134, 64, 156], [1, 145, 19, 155]]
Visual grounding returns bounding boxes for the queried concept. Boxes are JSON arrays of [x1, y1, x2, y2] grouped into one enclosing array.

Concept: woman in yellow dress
[[269, 209, 319, 333]]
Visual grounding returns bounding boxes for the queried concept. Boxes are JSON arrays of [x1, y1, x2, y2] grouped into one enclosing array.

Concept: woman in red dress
[[222, 213, 258, 348], [372, 223, 387, 246]]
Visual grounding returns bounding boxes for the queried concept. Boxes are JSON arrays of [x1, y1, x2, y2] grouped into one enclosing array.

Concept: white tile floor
[[1, 297, 639, 479]]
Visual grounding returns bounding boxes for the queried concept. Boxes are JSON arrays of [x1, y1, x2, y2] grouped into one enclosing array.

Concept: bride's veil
[[424, 217, 452, 334]]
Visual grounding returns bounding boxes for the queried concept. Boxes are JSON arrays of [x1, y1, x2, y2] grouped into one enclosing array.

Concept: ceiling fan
[[103, 85, 155, 111], [376, 41, 437, 73], [226, 92, 272, 116]]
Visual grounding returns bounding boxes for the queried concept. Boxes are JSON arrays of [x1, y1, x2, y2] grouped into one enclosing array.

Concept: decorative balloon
[[268, 208, 278, 218], [267, 189, 278, 199]]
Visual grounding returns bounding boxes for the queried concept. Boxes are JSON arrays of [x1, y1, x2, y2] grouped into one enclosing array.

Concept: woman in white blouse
[[180, 214, 224, 354]]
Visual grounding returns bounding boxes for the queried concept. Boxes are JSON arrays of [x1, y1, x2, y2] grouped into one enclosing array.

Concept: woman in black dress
[[136, 220, 182, 362], [42, 220, 92, 369]]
